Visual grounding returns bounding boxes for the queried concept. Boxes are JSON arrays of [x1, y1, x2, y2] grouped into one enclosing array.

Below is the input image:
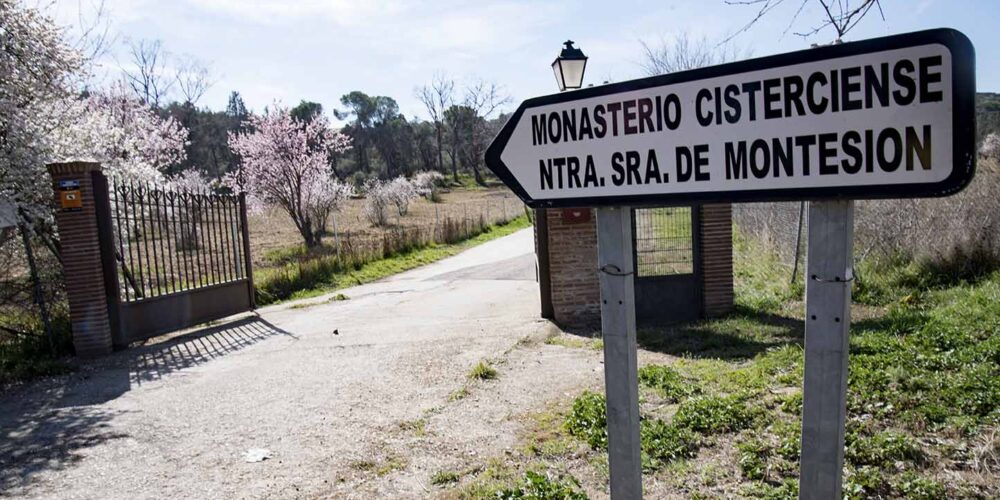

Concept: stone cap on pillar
[[47, 161, 103, 176]]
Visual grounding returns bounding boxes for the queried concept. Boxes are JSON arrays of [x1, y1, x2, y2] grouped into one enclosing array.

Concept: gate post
[[47, 161, 115, 357]]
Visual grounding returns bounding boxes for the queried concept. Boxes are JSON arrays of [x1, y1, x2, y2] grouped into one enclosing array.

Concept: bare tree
[[174, 55, 214, 105], [65, 0, 115, 63], [724, 0, 885, 43], [122, 38, 173, 107], [415, 73, 454, 174], [462, 79, 511, 185], [640, 33, 748, 76]]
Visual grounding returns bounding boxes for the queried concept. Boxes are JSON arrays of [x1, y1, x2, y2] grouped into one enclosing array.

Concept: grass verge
[[461, 232, 998, 498], [255, 215, 530, 305]]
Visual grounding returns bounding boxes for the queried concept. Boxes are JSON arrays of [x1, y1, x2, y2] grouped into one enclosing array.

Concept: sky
[[50, 0, 1000, 124]]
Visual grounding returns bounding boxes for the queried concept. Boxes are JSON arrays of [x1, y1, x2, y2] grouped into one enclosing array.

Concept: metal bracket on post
[[596, 206, 642, 499], [799, 200, 854, 500]]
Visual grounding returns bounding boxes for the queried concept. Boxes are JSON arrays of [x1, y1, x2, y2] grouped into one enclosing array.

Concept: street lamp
[[552, 40, 587, 91]]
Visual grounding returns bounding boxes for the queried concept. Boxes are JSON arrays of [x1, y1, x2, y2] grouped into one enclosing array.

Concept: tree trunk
[[435, 122, 444, 173], [450, 130, 459, 182]]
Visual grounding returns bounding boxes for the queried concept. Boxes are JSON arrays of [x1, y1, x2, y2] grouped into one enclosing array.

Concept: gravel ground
[[0, 229, 605, 499]]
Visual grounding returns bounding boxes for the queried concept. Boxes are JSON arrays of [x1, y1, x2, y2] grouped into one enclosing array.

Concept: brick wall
[[700, 204, 735, 317], [546, 208, 601, 326], [47, 162, 114, 357], [541, 204, 734, 326]]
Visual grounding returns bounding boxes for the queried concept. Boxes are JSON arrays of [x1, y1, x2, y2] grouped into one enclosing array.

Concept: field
[[248, 186, 523, 269], [247, 186, 527, 304]]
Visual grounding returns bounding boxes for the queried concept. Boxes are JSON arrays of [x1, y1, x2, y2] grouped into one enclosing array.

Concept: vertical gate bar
[[133, 181, 149, 298], [187, 193, 199, 287], [92, 171, 125, 348], [223, 197, 236, 280], [238, 193, 255, 308], [189, 193, 202, 287], [222, 195, 234, 281], [178, 192, 191, 288], [195, 193, 209, 287], [144, 183, 157, 296], [181, 192, 195, 289], [198, 192, 213, 285], [112, 180, 129, 302], [799, 200, 854, 499], [206, 193, 220, 284], [170, 191, 187, 291], [217, 194, 232, 282], [159, 187, 174, 294], [227, 197, 241, 279], [165, 189, 178, 294], [152, 187, 165, 294], [159, 186, 174, 294], [208, 193, 222, 283], [149, 183, 165, 297], [146, 187, 166, 295]]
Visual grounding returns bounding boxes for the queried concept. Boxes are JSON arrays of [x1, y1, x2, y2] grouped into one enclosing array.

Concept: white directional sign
[[485, 29, 976, 208]]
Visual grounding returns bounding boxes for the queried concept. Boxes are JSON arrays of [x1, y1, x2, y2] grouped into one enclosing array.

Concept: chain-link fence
[[734, 160, 1000, 277]]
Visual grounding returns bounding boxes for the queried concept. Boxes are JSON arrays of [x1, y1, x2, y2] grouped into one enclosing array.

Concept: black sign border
[[485, 28, 976, 209]]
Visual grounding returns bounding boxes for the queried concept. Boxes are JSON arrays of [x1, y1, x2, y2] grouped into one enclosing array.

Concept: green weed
[[736, 437, 771, 480], [496, 471, 588, 500], [640, 418, 697, 471], [565, 391, 607, 450], [673, 394, 764, 435], [638, 364, 695, 402], [468, 360, 498, 381]]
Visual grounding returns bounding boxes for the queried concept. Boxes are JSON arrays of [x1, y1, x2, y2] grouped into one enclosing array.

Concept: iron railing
[[634, 207, 694, 277], [109, 180, 249, 302]]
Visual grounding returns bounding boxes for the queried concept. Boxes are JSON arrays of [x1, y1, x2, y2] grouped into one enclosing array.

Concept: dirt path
[[0, 229, 607, 499]]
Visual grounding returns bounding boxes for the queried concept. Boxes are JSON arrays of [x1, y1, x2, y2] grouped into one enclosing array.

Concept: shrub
[[846, 431, 922, 467], [362, 179, 393, 226], [413, 170, 446, 202], [638, 364, 694, 402], [640, 418, 697, 470], [736, 437, 771, 480], [673, 394, 762, 434], [496, 471, 587, 500], [892, 471, 946, 500], [565, 391, 608, 450], [386, 176, 419, 216]]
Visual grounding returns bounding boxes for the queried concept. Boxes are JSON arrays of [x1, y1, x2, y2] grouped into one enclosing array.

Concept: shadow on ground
[[559, 307, 804, 361], [129, 315, 295, 386], [0, 315, 294, 494]]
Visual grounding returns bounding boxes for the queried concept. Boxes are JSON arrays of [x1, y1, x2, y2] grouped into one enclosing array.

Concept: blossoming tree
[[227, 106, 352, 247], [2, 2, 187, 257]]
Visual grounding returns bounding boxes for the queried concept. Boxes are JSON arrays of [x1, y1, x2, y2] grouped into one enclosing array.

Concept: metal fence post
[[238, 193, 255, 309]]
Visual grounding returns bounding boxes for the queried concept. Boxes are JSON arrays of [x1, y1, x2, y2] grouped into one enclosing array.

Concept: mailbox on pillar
[[486, 29, 976, 499]]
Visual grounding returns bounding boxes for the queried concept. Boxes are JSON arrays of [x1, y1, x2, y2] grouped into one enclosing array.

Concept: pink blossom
[[226, 105, 352, 246]]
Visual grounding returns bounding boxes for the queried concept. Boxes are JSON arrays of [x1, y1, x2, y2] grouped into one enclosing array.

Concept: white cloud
[[181, 0, 403, 26]]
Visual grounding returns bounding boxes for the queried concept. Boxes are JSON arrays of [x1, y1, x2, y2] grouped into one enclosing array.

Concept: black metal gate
[[94, 172, 254, 347], [632, 206, 701, 325]]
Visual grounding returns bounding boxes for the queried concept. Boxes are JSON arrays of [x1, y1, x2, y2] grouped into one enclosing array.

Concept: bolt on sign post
[[485, 29, 975, 499]]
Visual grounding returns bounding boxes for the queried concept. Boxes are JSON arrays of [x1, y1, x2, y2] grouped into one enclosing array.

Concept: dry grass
[[248, 187, 522, 270]]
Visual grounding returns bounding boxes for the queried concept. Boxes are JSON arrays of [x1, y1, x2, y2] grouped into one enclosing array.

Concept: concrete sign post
[[595, 206, 643, 498], [485, 29, 975, 500], [800, 200, 854, 498]]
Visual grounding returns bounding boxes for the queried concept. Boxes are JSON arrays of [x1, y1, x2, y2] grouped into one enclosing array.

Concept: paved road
[[0, 228, 604, 499]]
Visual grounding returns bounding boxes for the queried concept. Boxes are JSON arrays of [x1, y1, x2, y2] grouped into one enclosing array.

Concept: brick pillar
[[700, 203, 735, 317], [547, 208, 601, 326], [47, 162, 114, 357]]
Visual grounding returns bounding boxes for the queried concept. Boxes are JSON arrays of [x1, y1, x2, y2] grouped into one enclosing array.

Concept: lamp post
[[552, 40, 588, 91]]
